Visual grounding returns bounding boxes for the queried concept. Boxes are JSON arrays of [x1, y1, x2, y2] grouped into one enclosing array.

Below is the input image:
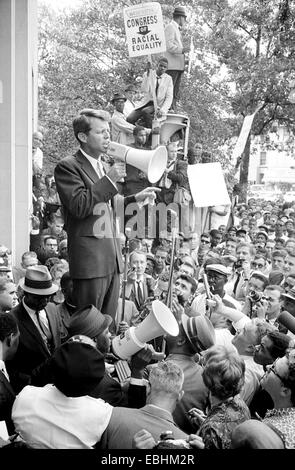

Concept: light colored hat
[[19, 265, 58, 296], [256, 231, 268, 239], [181, 314, 216, 353], [205, 264, 230, 277]]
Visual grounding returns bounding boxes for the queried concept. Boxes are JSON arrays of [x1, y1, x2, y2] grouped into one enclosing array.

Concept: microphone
[[277, 310, 295, 335]]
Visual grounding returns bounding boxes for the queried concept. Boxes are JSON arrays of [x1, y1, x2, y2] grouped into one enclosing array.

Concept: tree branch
[[236, 22, 255, 39]]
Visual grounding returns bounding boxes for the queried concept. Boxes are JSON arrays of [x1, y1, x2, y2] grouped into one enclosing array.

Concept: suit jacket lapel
[[19, 305, 50, 356], [45, 304, 60, 349], [0, 370, 15, 398], [75, 149, 99, 184]]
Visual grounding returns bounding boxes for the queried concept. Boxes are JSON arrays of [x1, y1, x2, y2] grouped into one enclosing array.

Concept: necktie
[[233, 272, 241, 296], [35, 310, 52, 346], [136, 281, 144, 307], [155, 77, 160, 97], [97, 160, 104, 179]]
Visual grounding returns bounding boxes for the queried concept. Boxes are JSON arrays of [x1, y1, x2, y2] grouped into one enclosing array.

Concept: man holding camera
[[225, 242, 256, 302], [242, 272, 269, 318]]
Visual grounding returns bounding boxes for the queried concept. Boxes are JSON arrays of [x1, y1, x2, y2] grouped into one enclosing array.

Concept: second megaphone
[[107, 141, 167, 184], [112, 299, 179, 360]]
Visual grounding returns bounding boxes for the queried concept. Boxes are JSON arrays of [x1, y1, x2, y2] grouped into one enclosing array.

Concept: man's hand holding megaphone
[[107, 161, 127, 183], [134, 187, 161, 208], [106, 158, 161, 206]]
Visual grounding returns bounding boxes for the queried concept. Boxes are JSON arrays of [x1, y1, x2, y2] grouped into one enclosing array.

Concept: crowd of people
[[1, 5, 295, 452], [1, 174, 295, 449]]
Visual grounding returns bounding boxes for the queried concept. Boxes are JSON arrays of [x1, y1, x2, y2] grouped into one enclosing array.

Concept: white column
[[0, 0, 16, 258], [0, 0, 38, 267], [14, 0, 38, 266]]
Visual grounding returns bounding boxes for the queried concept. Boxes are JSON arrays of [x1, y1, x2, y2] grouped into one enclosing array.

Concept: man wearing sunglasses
[[200, 233, 210, 246], [6, 266, 62, 393], [251, 255, 269, 275]]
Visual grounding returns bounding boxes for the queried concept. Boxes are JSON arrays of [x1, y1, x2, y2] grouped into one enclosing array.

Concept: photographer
[[225, 242, 256, 302], [257, 285, 284, 325], [242, 272, 269, 319]]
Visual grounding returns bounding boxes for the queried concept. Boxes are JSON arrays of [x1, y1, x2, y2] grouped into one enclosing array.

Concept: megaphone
[[107, 141, 167, 184], [112, 299, 179, 360], [160, 113, 189, 145]]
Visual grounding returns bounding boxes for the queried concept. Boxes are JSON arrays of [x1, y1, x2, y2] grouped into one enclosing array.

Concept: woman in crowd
[[260, 347, 295, 448], [188, 345, 250, 449], [232, 346, 295, 449]]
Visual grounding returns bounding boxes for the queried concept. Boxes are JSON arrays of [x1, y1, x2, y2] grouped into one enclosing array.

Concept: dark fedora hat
[[51, 341, 105, 397], [68, 304, 113, 339], [181, 314, 215, 353], [19, 265, 58, 296], [281, 286, 295, 303], [236, 228, 247, 236], [111, 92, 127, 105], [173, 6, 187, 17]]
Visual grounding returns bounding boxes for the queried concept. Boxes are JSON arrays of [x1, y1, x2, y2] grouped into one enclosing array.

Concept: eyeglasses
[[265, 361, 287, 385], [284, 283, 295, 290], [201, 239, 210, 244]]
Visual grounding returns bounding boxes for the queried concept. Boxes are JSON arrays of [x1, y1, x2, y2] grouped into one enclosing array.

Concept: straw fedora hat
[[19, 265, 58, 296]]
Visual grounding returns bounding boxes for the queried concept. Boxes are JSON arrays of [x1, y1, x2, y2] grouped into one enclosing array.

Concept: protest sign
[[187, 162, 231, 208], [123, 2, 166, 58], [231, 103, 263, 165]]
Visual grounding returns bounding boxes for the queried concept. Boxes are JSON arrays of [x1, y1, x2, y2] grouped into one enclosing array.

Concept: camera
[[248, 290, 264, 303], [154, 431, 192, 449], [234, 259, 244, 270]]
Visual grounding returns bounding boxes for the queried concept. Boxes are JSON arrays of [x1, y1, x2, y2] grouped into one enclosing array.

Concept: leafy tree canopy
[[39, 0, 295, 198]]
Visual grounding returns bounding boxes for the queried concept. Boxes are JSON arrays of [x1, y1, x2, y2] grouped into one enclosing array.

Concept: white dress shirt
[[80, 148, 117, 190], [22, 299, 50, 343], [0, 360, 9, 382], [12, 384, 113, 449]]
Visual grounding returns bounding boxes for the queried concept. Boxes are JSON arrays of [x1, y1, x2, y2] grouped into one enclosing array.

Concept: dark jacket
[[7, 302, 62, 392], [0, 370, 16, 435], [54, 150, 136, 279]]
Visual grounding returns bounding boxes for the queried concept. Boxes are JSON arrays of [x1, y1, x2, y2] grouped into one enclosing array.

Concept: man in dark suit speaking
[[54, 109, 159, 324]]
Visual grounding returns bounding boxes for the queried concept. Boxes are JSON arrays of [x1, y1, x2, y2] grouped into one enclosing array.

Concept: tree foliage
[[38, 0, 295, 198], [38, 0, 236, 173], [191, 0, 295, 199]]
